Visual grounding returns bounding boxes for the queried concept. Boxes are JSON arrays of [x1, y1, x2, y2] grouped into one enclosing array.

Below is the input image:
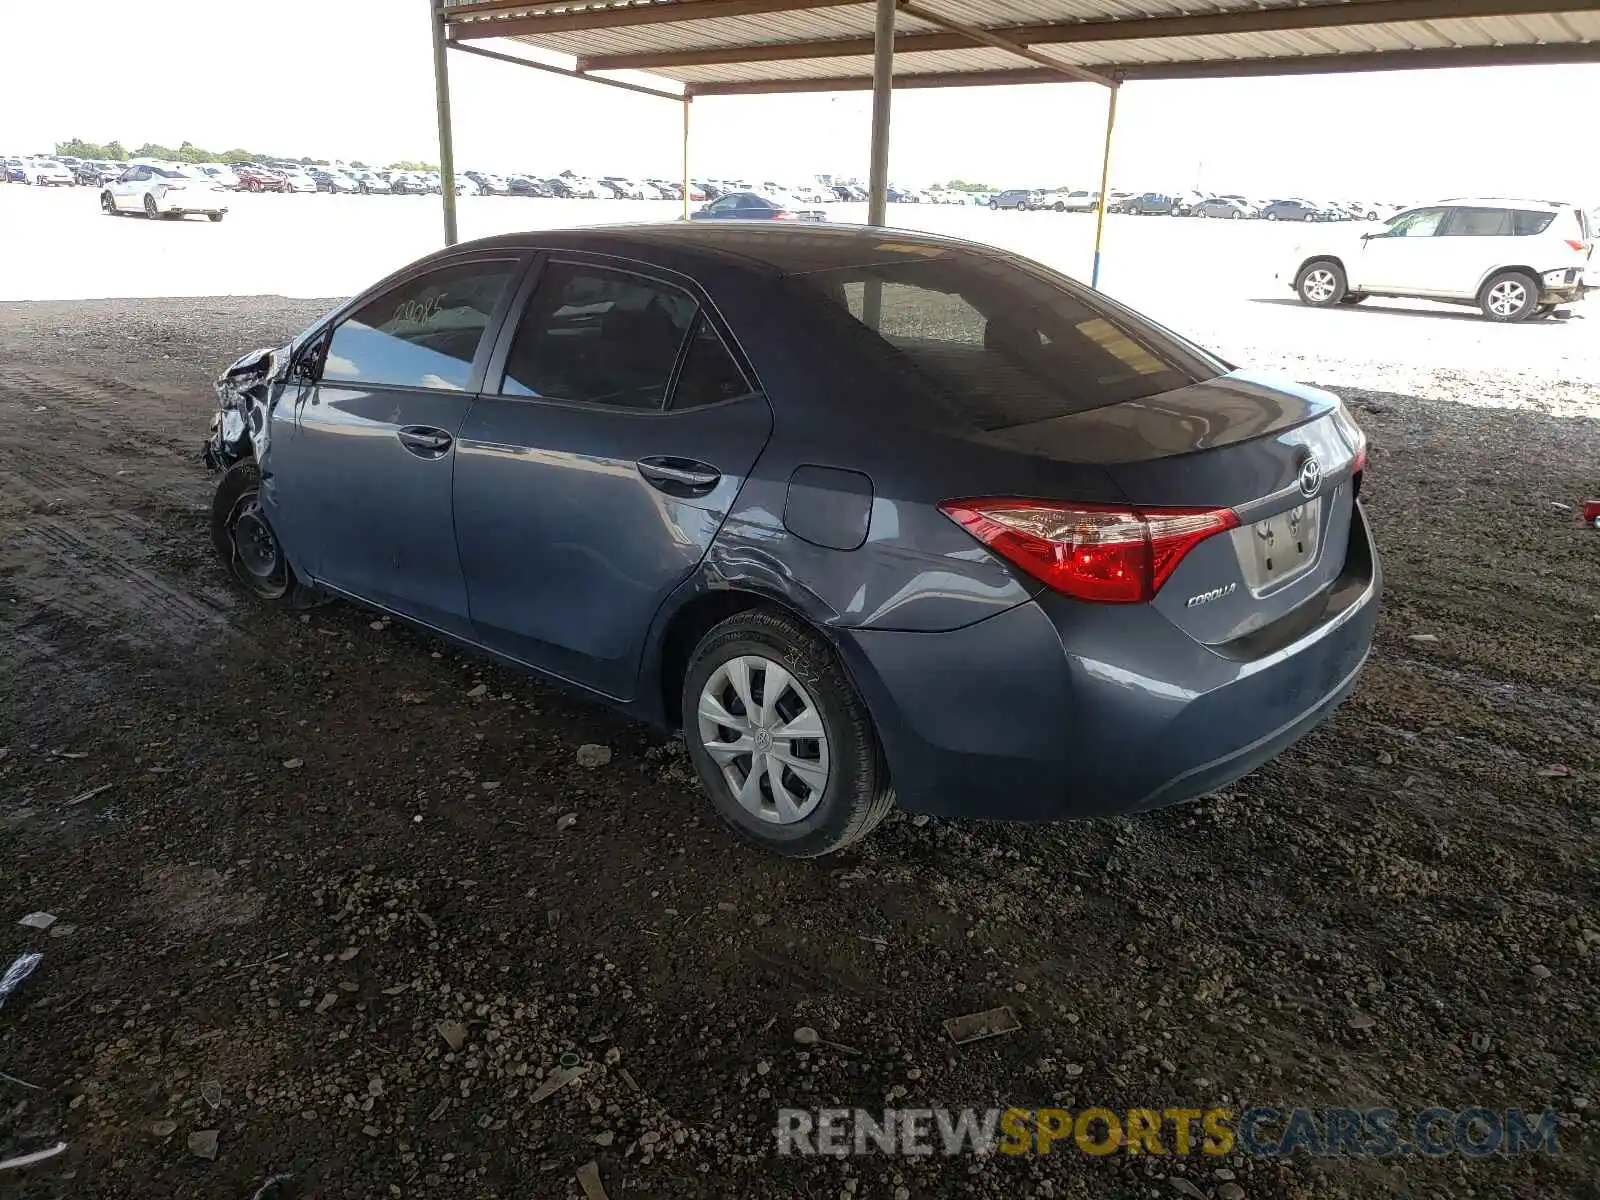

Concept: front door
[[265, 254, 525, 636], [1354, 206, 1449, 294], [111, 166, 147, 210], [452, 255, 773, 699]]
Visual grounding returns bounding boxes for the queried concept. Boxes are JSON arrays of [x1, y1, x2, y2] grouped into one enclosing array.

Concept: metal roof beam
[[577, 0, 1599, 72], [447, 39, 686, 99], [896, 0, 1113, 87], [683, 40, 1600, 95], [446, 0, 866, 39]]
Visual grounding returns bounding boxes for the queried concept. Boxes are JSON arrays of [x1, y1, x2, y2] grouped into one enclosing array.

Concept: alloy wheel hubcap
[[1303, 270, 1337, 303], [697, 654, 829, 825], [1488, 282, 1526, 316]]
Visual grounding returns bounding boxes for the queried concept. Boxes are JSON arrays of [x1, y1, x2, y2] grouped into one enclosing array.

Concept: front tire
[[1479, 271, 1539, 322], [100, 191, 117, 215], [211, 460, 313, 607], [208, 212, 225, 222], [1266, 211, 1278, 221], [682, 608, 894, 857], [1296, 260, 1347, 307]]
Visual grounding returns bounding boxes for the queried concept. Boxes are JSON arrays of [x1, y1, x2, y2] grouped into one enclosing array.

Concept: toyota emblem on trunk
[[1297, 456, 1324, 499]]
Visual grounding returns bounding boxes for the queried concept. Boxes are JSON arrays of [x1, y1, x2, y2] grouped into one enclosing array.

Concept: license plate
[[1248, 501, 1320, 584]]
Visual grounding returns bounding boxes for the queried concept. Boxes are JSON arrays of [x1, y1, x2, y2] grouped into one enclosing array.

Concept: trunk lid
[[976, 370, 1364, 644]]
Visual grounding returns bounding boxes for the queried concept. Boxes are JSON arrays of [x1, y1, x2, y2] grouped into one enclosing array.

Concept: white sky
[[5, 0, 1599, 203]]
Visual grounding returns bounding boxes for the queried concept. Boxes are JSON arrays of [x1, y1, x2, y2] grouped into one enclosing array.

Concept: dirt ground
[[1, 296, 1598, 1200]]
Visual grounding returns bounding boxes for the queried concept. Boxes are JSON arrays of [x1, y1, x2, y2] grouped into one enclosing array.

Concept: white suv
[[1283, 198, 1593, 322]]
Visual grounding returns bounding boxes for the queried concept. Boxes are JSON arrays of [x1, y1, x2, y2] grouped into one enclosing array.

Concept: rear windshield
[[786, 248, 1225, 431]]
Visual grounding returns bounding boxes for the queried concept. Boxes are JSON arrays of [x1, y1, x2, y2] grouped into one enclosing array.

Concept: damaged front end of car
[[203, 345, 287, 471]]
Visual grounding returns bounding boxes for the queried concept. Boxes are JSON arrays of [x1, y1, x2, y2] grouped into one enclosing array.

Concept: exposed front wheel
[[211, 460, 314, 606], [1296, 261, 1347, 307], [1266, 212, 1278, 221], [1479, 271, 1539, 322], [100, 191, 116, 215], [208, 212, 225, 222], [682, 608, 894, 857]]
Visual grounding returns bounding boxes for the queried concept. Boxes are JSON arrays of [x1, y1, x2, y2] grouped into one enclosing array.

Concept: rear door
[[452, 254, 772, 698], [1435, 206, 1515, 295], [267, 253, 525, 636], [1354, 206, 1450, 293]]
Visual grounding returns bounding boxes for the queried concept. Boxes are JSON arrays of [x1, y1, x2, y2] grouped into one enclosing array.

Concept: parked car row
[[983, 186, 1401, 222]]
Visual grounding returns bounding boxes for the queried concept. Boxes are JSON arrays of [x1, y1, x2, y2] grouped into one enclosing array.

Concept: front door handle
[[637, 456, 721, 493], [398, 426, 453, 459]]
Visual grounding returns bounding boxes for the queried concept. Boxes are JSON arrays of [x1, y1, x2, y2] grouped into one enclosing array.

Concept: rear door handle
[[637, 456, 721, 493], [398, 426, 453, 459]]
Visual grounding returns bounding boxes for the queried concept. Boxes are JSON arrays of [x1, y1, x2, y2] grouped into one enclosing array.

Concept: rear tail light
[[772, 209, 797, 221], [938, 499, 1239, 604], [1565, 239, 1589, 252]]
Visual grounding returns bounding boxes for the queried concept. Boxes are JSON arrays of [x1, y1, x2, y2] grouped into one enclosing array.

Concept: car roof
[[1433, 197, 1568, 211], [458, 222, 1008, 279]]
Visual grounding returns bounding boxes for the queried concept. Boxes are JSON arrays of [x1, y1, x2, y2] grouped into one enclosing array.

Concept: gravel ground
[[1, 294, 1598, 1200]]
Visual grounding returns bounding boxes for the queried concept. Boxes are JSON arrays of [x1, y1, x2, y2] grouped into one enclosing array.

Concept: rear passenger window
[[671, 316, 753, 409], [323, 260, 515, 391], [1512, 210, 1556, 236], [1443, 208, 1512, 236], [501, 262, 695, 410]]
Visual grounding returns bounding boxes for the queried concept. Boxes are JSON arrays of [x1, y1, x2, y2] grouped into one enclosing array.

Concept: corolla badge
[[1185, 582, 1237, 608], [1297, 456, 1324, 499]]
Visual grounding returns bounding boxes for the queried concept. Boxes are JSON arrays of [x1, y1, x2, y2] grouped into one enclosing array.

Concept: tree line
[[53, 137, 438, 173]]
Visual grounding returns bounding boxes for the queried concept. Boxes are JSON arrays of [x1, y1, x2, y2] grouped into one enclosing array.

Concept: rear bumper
[[153, 192, 227, 215], [1539, 267, 1590, 302], [841, 503, 1381, 821]]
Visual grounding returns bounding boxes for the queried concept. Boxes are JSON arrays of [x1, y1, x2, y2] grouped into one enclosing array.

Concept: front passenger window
[[1381, 208, 1446, 238], [322, 260, 516, 391]]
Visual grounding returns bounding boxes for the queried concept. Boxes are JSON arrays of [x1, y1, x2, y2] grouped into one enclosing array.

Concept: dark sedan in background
[[204, 224, 1378, 857], [689, 192, 825, 221], [1191, 197, 1256, 219], [1261, 198, 1324, 221]]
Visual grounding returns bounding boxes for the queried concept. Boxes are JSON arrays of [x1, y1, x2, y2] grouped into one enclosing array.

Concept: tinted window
[[1512, 210, 1556, 236], [501, 261, 695, 410], [323, 260, 515, 391], [789, 249, 1224, 431], [671, 316, 752, 409], [1443, 207, 1512, 236], [1382, 208, 1446, 237]]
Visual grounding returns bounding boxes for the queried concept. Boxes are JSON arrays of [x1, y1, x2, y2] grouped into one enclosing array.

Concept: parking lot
[[1, 183, 1598, 1198]]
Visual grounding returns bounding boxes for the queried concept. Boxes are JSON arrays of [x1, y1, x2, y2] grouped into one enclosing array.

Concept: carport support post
[[682, 97, 691, 220], [1090, 81, 1119, 290], [429, 0, 460, 246], [865, 0, 895, 229]]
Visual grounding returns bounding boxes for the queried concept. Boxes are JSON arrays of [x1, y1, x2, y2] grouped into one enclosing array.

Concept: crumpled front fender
[[205, 345, 288, 471]]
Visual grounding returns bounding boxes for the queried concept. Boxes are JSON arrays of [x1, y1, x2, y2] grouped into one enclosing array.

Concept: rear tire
[[1296, 260, 1347, 307], [682, 608, 894, 858], [143, 194, 159, 219], [211, 460, 315, 607], [1479, 271, 1539, 322], [208, 212, 225, 222]]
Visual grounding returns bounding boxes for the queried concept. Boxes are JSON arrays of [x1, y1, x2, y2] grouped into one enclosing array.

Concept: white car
[[1283, 198, 1593, 322], [279, 169, 317, 194], [101, 163, 228, 221], [197, 163, 241, 190], [25, 158, 75, 186]]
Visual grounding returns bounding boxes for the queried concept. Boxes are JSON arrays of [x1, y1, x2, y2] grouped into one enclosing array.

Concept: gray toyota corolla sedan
[[204, 223, 1379, 857]]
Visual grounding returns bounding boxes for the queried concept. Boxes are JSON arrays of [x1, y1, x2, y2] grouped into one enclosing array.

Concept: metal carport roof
[[440, 0, 1600, 93], [423, 0, 1600, 279]]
